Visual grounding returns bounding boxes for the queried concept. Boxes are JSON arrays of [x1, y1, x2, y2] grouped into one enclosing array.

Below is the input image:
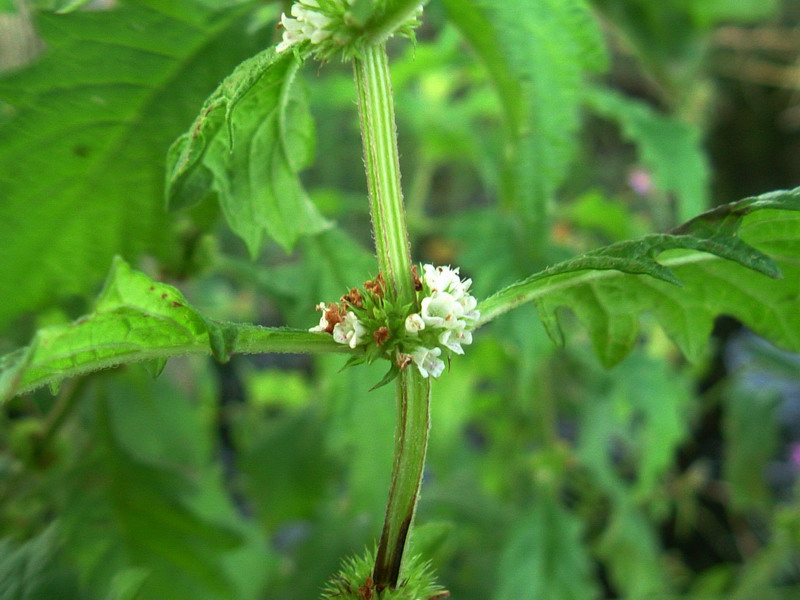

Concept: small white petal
[[438, 329, 464, 354], [332, 312, 367, 348], [405, 313, 425, 334], [420, 292, 463, 329], [411, 346, 444, 379], [309, 302, 330, 332]]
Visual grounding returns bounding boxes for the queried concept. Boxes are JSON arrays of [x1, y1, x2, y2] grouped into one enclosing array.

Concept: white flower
[[457, 293, 480, 325], [309, 302, 329, 332], [438, 327, 473, 355], [423, 264, 466, 296], [420, 291, 465, 329], [411, 346, 445, 379], [332, 311, 367, 349], [405, 313, 425, 335], [276, 1, 332, 53]]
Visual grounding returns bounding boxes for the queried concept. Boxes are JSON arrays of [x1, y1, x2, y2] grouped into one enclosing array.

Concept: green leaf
[[444, 0, 606, 236], [0, 0, 265, 331], [587, 86, 710, 222], [479, 188, 800, 365], [494, 490, 598, 600], [0, 257, 351, 402], [166, 47, 330, 256]]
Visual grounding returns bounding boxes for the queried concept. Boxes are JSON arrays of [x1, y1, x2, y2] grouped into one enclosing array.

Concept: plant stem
[[374, 370, 430, 588], [354, 44, 414, 302], [353, 43, 431, 589]]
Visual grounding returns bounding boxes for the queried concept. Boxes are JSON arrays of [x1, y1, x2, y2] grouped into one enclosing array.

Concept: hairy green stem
[[374, 371, 430, 588], [354, 43, 431, 589], [354, 44, 414, 301]]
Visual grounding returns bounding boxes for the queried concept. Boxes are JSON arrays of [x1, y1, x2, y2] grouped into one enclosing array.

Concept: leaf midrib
[[477, 235, 796, 327]]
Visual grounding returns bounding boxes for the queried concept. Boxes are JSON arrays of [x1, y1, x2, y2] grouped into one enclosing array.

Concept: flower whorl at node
[[276, 0, 423, 60], [308, 265, 479, 385], [276, 0, 335, 54]]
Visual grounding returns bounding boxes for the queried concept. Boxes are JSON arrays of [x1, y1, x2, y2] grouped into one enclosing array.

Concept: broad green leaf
[[166, 47, 330, 256], [494, 490, 599, 600], [444, 0, 606, 238], [479, 188, 800, 365], [0, 0, 265, 332], [587, 86, 710, 222], [0, 257, 350, 402]]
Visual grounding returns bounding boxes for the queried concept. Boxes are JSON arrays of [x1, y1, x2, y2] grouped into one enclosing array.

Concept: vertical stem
[[354, 44, 414, 302], [354, 43, 430, 589], [375, 370, 430, 588]]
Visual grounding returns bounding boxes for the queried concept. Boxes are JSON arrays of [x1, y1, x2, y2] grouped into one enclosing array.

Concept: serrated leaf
[[166, 47, 330, 256], [444, 0, 606, 238], [0, 257, 350, 402], [494, 490, 598, 600], [587, 86, 710, 222], [479, 188, 800, 366], [0, 0, 265, 331]]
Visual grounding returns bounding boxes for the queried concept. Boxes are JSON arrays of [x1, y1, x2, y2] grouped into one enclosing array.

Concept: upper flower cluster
[[275, 0, 423, 60], [276, 0, 338, 54], [309, 265, 479, 381]]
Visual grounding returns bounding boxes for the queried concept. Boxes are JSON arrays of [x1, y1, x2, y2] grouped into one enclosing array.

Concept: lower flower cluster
[[309, 265, 479, 381]]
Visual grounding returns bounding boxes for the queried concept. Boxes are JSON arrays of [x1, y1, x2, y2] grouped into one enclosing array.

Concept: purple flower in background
[[789, 442, 800, 469], [628, 167, 653, 196]]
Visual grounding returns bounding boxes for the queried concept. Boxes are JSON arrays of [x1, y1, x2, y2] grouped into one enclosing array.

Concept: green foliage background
[[2, 0, 800, 598]]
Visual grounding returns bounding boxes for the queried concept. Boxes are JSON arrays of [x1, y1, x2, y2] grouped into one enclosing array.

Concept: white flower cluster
[[404, 265, 479, 379], [308, 265, 478, 381], [276, 0, 336, 53]]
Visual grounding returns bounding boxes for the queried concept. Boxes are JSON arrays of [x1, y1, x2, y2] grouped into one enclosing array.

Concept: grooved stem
[[354, 44, 430, 590], [354, 44, 414, 302]]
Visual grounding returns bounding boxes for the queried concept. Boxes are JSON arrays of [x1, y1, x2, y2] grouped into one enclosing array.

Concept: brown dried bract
[[396, 352, 413, 370], [411, 265, 423, 291], [373, 326, 390, 346], [342, 287, 363, 309], [358, 577, 374, 600], [364, 273, 386, 299], [318, 302, 344, 334], [428, 592, 451, 600]]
